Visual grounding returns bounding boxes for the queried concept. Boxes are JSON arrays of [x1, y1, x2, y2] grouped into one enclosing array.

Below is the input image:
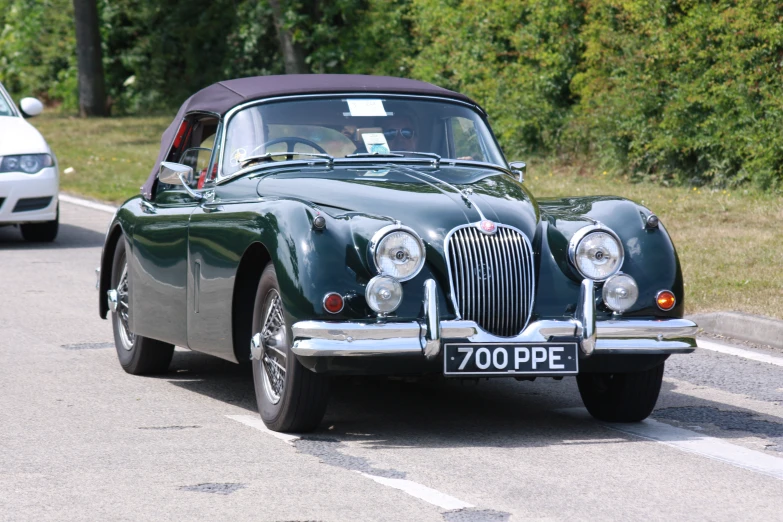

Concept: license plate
[[444, 343, 579, 376]]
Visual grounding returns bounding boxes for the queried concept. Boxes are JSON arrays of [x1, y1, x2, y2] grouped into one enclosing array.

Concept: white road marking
[[358, 473, 473, 510], [227, 414, 475, 509], [226, 414, 301, 444], [559, 408, 783, 480], [59, 194, 117, 214], [697, 339, 783, 367]]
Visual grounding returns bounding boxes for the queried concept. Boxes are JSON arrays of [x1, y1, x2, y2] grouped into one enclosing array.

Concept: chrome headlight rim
[[368, 223, 426, 282], [567, 224, 625, 282]]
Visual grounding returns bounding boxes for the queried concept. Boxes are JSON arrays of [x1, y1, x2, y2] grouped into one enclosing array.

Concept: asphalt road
[[2, 200, 783, 521]]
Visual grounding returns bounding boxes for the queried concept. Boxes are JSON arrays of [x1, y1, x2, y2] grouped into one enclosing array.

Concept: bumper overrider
[[291, 279, 697, 359]]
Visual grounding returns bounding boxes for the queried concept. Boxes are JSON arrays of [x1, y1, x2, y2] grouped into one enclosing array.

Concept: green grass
[[31, 113, 783, 319], [32, 113, 170, 203]]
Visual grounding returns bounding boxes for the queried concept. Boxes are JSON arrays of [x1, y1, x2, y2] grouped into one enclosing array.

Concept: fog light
[[602, 273, 639, 313], [366, 276, 403, 314], [656, 290, 676, 311], [323, 292, 344, 314]]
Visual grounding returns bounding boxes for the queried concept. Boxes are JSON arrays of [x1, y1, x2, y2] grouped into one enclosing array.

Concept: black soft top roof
[[142, 74, 479, 199]]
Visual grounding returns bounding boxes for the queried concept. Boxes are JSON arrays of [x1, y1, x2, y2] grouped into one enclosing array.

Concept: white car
[[0, 82, 59, 242]]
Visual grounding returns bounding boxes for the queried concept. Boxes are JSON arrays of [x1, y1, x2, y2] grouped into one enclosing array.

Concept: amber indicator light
[[656, 290, 676, 311], [323, 293, 344, 314]]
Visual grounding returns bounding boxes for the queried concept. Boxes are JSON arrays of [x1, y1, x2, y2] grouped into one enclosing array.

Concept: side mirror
[[159, 161, 194, 186], [509, 161, 526, 182], [20, 97, 44, 118]]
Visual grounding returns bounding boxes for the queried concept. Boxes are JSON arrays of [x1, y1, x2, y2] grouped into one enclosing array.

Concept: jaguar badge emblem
[[478, 219, 497, 235]]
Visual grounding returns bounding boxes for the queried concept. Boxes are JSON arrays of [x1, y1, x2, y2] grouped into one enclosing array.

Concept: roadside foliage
[[0, 0, 781, 189]]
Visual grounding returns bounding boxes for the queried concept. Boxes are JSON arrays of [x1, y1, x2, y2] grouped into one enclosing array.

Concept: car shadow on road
[[0, 223, 105, 249], [163, 350, 783, 452]]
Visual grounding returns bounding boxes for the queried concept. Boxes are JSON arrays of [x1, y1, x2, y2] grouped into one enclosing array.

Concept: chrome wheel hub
[[254, 290, 288, 405], [115, 263, 135, 350]]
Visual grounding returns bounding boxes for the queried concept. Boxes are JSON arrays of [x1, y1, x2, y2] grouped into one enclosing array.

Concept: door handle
[[202, 205, 223, 213], [140, 200, 156, 214]]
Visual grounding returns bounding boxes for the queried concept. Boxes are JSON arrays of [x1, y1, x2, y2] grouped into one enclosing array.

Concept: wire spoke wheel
[[116, 263, 135, 350], [260, 289, 288, 404]]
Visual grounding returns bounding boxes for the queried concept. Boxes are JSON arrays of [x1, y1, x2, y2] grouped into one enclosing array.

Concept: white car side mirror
[[20, 97, 44, 118]]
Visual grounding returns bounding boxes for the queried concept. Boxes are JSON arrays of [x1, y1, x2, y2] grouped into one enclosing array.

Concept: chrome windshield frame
[[216, 93, 508, 186]]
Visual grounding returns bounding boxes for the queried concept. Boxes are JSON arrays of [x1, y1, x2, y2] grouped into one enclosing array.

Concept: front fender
[[266, 203, 448, 324], [538, 196, 684, 319]]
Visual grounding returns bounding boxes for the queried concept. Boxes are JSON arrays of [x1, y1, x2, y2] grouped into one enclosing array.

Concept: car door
[[128, 114, 214, 347], [185, 120, 245, 360]]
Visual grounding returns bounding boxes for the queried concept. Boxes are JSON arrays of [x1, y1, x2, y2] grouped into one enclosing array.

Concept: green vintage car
[[97, 74, 697, 432]]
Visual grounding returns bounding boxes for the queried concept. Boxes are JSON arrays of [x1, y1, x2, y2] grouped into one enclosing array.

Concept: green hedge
[[409, 0, 584, 156], [572, 0, 783, 189], [2, 0, 781, 189]]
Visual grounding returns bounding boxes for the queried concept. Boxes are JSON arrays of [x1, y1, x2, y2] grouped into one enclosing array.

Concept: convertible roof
[[142, 74, 479, 199]]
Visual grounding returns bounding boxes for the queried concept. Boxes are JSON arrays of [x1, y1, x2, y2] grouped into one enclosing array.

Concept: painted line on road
[[358, 473, 473, 510], [698, 339, 783, 367], [226, 414, 301, 444], [227, 414, 474, 509], [59, 194, 117, 214], [559, 408, 783, 480]]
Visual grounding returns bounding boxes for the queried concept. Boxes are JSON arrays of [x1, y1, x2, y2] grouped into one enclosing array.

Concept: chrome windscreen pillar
[[421, 279, 441, 359], [576, 279, 596, 355]]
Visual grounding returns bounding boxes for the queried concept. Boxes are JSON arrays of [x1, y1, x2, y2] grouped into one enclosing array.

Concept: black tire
[[577, 362, 665, 422], [20, 204, 59, 242], [110, 238, 174, 375], [252, 262, 329, 432]]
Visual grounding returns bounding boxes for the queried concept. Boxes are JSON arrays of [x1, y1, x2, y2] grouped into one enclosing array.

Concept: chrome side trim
[[576, 279, 596, 355], [422, 279, 440, 359], [292, 338, 423, 357], [292, 321, 421, 342]]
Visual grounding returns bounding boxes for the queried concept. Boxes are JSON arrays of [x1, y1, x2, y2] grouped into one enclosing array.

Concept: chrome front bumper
[[290, 279, 698, 359]]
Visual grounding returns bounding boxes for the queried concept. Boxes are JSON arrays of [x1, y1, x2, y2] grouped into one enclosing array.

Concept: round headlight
[[569, 227, 624, 281], [371, 226, 425, 281], [2, 156, 20, 172], [365, 276, 403, 314], [19, 155, 43, 173], [602, 274, 639, 313]]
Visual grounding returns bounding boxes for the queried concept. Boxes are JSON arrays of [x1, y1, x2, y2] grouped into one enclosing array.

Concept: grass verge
[[32, 113, 783, 319]]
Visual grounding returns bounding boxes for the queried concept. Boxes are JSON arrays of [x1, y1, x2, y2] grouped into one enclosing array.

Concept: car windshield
[[221, 96, 505, 177]]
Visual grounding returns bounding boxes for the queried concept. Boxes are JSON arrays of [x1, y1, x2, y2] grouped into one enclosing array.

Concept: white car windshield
[[221, 96, 505, 177], [0, 89, 14, 117]]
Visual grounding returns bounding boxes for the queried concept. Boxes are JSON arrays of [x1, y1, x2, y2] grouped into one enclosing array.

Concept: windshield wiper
[[390, 151, 441, 166], [344, 152, 405, 159], [240, 151, 334, 168]]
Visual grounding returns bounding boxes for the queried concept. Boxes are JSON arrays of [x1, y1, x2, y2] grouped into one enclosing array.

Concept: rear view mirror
[[509, 161, 526, 182], [159, 162, 194, 186], [20, 97, 44, 118]]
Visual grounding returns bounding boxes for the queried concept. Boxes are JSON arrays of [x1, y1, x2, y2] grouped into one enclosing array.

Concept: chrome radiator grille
[[445, 225, 535, 337]]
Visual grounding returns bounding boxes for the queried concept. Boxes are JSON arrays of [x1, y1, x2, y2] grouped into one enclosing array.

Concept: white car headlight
[[0, 154, 53, 174], [369, 225, 426, 281], [568, 226, 624, 281]]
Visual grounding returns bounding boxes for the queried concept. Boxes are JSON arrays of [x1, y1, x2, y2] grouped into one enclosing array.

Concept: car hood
[[255, 163, 540, 243], [0, 116, 50, 155]]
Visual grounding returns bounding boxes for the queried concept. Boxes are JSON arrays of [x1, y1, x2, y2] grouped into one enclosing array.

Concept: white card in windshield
[[361, 133, 391, 154], [347, 99, 387, 117]]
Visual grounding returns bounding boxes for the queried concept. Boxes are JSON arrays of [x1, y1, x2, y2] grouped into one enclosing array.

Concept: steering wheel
[[250, 137, 328, 160]]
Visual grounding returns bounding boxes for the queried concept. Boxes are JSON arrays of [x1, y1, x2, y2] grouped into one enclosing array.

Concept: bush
[[409, 0, 584, 156], [0, 0, 78, 110], [572, 0, 783, 189]]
